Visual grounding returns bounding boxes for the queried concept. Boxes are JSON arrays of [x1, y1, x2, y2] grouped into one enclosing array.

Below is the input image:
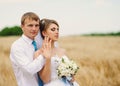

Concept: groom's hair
[[21, 12, 40, 25]]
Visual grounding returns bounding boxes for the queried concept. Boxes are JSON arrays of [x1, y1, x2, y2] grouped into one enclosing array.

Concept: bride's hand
[[70, 75, 75, 83], [42, 36, 52, 59]]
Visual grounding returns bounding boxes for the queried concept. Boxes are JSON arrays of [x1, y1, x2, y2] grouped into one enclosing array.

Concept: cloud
[[0, 0, 34, 3]]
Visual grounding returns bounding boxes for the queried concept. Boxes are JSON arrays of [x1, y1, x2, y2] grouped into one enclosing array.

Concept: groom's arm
[[10, 45, 45, 75]]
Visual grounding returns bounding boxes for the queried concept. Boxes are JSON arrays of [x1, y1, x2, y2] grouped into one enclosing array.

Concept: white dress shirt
[[10, 35, 45, 86]]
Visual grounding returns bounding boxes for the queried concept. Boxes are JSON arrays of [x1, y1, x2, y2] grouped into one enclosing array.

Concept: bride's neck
[[51, 41, 55, 50], [50, 41, 57, 56]]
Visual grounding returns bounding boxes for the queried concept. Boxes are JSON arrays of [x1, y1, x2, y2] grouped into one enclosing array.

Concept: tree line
[[0, 26, 120, 36], [0, 26, 22, 36], [83, 31, 120, 36]]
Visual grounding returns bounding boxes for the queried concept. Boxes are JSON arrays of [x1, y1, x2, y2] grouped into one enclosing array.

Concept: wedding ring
[[45, 43, 48, 46]]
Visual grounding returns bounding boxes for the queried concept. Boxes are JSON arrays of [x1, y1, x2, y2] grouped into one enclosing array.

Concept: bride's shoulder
[[58, 47, 66, 53], [55, 47, 66, 57]]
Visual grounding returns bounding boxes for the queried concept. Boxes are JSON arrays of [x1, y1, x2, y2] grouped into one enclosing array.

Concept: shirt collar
[[22, 34, 33, 45]]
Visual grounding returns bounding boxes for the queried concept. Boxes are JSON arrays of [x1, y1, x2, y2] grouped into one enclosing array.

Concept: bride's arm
[[34, 49, 51, 83], [38, 58, 51, 83], [38, 37, 52, 83]]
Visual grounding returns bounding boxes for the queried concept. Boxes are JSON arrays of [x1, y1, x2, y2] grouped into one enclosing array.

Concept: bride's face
[[43, 23, 59, 41]]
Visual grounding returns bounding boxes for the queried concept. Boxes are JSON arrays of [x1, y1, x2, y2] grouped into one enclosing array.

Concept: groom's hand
[[33, 49, 43, 59]]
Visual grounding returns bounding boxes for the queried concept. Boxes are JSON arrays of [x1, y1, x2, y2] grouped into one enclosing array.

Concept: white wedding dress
[[44, 55, 79, 86]]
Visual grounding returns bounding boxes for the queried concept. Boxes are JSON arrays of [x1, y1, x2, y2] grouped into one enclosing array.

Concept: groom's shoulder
[[11, 37, 24, 48]]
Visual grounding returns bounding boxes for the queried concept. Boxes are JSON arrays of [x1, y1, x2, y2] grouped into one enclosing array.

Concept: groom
[[10, 12, 51, 86]]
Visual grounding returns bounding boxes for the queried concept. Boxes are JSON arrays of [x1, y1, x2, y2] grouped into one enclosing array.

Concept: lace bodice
[[50, 55, 60, 80]]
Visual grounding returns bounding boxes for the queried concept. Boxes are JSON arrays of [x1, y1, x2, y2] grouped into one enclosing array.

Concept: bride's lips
[[55, 35, 59, 38]]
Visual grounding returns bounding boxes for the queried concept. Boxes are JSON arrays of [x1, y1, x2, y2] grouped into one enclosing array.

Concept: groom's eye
[[27, 24, 39, 27], [27, 24, 33, 27], [57, 28, 59, 31]]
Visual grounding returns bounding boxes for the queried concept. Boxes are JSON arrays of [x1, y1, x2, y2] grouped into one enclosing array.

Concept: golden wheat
[[0, 36, 120, 86]]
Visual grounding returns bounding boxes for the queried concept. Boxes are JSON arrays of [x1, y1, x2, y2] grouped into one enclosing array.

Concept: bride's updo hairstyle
[[40, 18, 59, 39]]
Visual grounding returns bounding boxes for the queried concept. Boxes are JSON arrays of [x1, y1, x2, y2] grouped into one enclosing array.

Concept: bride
[[34, 18, 79, 86]]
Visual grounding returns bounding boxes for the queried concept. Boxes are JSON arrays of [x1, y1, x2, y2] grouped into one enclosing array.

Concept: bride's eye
[[51, 27, 59, 32], [51, 28, 55, 31]]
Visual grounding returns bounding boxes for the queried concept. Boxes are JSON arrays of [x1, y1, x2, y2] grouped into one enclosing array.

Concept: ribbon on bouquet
[[61, 76, 74, 86]]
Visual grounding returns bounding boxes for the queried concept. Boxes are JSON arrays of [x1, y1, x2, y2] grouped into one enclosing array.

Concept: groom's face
[[21, 18, 40, 40]]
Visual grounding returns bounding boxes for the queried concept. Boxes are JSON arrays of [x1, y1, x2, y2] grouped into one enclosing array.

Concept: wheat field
[[0, 36, 120, 86]]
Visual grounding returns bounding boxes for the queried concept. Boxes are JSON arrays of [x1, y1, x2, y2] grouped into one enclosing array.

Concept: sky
[[0, 0, 120, 36]]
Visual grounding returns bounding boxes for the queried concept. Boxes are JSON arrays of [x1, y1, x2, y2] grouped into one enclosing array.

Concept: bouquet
[[56, 56, 79, 79]]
